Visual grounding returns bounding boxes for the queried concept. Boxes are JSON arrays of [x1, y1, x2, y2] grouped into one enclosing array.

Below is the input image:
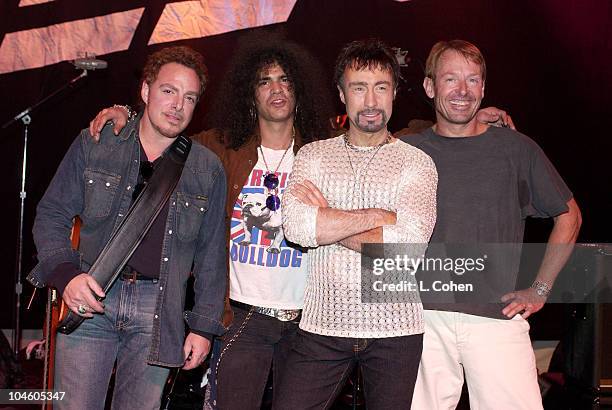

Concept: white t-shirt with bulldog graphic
[[228, 143, 307, 309]]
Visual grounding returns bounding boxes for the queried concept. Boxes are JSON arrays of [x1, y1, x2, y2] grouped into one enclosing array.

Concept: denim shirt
[[27, 119, 228, 367]]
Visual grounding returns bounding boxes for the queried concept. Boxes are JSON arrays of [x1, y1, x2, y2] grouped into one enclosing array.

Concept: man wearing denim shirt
[[27, 46, 227, 410]]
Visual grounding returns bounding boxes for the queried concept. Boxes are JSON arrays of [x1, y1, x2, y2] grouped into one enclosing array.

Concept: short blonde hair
[[425, 40, 486, 82]]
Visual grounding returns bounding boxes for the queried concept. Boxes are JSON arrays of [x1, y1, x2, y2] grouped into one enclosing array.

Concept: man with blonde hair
[[402, 39, 581, 409]]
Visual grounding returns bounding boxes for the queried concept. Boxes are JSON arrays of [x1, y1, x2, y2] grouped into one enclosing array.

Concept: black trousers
[[273, 329, 423, 410], [215, 305, 300, 410]]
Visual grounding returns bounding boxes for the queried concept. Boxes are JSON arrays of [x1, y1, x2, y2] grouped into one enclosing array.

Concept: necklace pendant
[[266, 194, 281, 211], [263, 172, 279, 190]]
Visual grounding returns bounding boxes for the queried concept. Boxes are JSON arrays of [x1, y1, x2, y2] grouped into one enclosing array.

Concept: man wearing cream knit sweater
[[274, 39, 438, 410]]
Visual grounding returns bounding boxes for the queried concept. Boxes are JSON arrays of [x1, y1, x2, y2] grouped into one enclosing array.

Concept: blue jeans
[[272, 329, 423, 410], [54, 279, 170, 410], [210, 304, 300, 409]]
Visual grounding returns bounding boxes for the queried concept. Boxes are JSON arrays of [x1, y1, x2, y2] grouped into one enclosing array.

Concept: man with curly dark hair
[[206, 37, 332, 150], [89, 37, 333, 409], [199, 37, 333, 410]]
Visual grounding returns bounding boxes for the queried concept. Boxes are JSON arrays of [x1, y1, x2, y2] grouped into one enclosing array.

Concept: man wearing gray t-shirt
[[402, 40, 581, 410]]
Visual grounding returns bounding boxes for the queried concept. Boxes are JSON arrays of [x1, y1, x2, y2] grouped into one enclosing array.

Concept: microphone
[[72, 57, 108, 70]]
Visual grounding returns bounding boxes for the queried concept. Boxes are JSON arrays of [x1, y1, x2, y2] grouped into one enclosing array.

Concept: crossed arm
[[280, 143, 396, 251], [282, 143, 437, 254], [289, 180, 395, 251]]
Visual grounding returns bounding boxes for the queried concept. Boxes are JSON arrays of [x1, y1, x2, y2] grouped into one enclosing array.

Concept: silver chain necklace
[[259, 140, 293, 176], [343, 132, 391, 204], [259, 127, 295, 176]]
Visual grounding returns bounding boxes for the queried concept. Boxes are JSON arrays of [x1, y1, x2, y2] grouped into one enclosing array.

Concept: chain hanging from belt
[[214, 306, 254, 377]]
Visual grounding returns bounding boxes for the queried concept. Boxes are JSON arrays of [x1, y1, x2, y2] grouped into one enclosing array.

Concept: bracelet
[[112, 104, 137, 122], [531, 280, 552, 297]]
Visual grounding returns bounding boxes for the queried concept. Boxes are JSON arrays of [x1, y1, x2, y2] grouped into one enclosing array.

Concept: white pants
[[411, 310, 543, 410]]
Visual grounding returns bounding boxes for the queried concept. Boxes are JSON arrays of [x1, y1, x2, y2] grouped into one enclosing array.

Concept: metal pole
[[2, 69, 88, 355], [13, 116, 29, 355]]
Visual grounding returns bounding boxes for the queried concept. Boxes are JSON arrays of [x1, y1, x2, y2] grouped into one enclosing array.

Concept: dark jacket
[[28, 119, 227, 367]]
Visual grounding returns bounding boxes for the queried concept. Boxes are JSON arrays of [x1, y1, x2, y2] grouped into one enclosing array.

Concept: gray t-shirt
[[401, 126, 572, 319]]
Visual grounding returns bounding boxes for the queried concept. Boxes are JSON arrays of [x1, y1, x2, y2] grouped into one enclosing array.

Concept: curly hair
[[141, 46, 208, 98], [208, 36, 332, 149], [334, 38, 401, 91]]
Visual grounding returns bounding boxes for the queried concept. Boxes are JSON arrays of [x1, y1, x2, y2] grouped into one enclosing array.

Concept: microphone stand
[[1, 69, 88, 355]]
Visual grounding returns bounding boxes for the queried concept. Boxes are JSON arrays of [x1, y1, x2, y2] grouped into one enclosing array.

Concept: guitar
[[41, 217, 80, 409]]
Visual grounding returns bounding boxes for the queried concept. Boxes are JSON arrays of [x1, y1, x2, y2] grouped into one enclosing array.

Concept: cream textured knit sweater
[[282, 135, 438, 338]]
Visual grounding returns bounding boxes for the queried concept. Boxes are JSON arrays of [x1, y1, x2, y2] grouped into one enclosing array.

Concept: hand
[[500, 288, 545, 319], [182, 333, 211, 370], [378, 209, 397, 225], [62, 273, 106, 318], [476, 106, 516, 130], [88, 106, 129, 140], [291, 180, 329, 208]]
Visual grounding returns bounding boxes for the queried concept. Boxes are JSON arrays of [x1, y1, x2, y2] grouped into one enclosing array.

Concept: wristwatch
[[531, 280, 552, 297]]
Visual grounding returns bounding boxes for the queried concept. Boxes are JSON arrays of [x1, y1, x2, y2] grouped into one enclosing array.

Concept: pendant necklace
[[259, 132, 294, 211], [343, 132, 391, 205]]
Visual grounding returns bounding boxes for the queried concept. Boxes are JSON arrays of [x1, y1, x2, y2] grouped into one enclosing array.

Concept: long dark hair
[[208, 35, 333, 149]]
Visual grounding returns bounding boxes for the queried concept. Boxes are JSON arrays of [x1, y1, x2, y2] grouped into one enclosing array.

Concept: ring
[[77, 304, 88, 314]]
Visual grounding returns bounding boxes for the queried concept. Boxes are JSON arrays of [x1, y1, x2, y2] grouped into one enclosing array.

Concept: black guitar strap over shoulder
[[58, 135, 192, 334]]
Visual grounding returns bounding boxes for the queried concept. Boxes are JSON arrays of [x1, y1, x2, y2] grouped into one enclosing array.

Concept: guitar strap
[[57, 134, 192, 334]]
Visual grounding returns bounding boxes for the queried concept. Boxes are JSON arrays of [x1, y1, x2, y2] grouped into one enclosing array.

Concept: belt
[[119, 265, 158, 282], [230, 299, 301, 322]]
